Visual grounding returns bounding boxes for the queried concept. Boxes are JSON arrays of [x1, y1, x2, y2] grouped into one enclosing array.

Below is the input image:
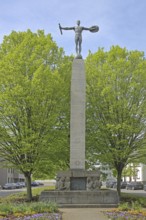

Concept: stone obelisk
[[70, 59, 85, 170]]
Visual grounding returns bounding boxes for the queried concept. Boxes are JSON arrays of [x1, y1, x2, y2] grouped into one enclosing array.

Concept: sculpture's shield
[[90, 26, 99, 33]]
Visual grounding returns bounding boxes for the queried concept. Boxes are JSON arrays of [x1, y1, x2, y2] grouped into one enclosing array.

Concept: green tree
[[86, 46, 146, 197], [0, 30, 72, 200]]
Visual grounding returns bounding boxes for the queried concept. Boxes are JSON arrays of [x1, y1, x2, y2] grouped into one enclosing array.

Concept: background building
[[0, 167, 25, 186], [124, 163, 146, 183]]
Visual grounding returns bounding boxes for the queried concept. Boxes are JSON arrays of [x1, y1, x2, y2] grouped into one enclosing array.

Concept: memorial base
[[39, 190, 119, 208], [39, 169, 119, 207]]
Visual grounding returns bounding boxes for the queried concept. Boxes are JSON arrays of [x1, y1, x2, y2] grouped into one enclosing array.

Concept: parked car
[[113, 182, 127, 189], [2, 183, 16, 190], [31, 181, 40, 187], [126, 181, 143, 190], [14, 182, 23, 189], [19, 182, 26, 187], [37, 182, 44, 186], [106, 180, 117, 188]]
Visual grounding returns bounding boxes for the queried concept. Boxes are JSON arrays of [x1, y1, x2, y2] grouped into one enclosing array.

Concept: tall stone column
[[40, 58, 119, 206], [70, 59, 85, 170]]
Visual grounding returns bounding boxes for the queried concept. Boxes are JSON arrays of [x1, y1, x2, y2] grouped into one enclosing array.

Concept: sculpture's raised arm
[[59, 23, 74, 35], [61, 26, 75, 30]]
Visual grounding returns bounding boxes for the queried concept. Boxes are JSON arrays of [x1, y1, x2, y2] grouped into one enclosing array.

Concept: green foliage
[[86, 46, 146, 196], [118, 202, 129, 211], [105, 196, 146, 220], [0, 187, 59, 219], [131, 201, 142, 211], [0, 202, 58, 216], [0, 29, 72, 199], [121, 193, 146, 207], [0, 203, 12, 215], [118, 201, 142, 212]]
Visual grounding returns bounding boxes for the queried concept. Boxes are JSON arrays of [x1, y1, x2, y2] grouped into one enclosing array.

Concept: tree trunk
[[117, 169, 122, 199], [25, 173, 32, 201]]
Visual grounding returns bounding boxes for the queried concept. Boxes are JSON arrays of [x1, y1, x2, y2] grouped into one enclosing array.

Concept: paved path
[[60, 208, 108, 220]]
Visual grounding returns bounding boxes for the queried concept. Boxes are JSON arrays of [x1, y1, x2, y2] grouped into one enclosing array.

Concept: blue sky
[[0, 0, 146, 58]]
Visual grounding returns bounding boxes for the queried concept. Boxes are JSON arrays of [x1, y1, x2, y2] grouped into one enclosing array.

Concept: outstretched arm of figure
[[82, 27, 90, 31], [83, 26, 99, 32], [59, 23, 75, 35], [61, 26, 75, 30]]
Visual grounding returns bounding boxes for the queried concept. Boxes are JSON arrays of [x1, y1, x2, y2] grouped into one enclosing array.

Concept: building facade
[[0, 167, 25, 186], [124, 163, 146, 183], [94, 161, 146, 183]]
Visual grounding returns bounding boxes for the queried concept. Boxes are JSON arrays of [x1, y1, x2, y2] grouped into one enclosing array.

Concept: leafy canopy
[[0, 30, 72, 178], [86, 46, 146, 171]]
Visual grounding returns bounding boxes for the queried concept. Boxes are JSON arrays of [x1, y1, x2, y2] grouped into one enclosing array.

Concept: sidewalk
[[60, 208, 109, 220]]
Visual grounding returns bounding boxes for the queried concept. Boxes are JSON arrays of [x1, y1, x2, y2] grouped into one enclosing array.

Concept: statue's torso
[[75, 26, 83, 36]]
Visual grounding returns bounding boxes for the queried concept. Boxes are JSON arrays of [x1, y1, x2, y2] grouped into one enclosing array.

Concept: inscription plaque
[[70, 177, 86, 190]]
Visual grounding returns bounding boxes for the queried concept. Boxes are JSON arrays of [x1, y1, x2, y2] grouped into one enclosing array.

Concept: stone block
[[39, 190, 119, 207]]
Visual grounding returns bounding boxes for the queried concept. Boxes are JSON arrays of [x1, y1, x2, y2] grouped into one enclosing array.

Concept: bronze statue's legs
[[79, 43, 81, 55], [75, 38, 79, 55], [75, 36, 82, 55], [75, 43, 78, 54], [79, 38, 82, 55], [75, 36, 82, 57]]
